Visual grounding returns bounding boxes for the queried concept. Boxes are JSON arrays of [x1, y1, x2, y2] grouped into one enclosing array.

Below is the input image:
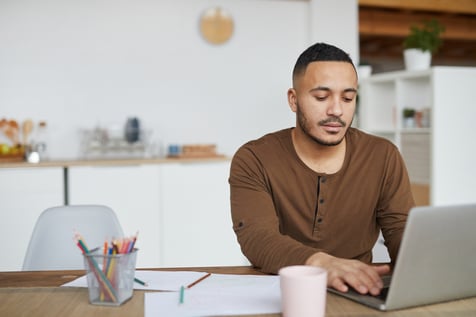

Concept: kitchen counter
[[0, 156, 230, 169]]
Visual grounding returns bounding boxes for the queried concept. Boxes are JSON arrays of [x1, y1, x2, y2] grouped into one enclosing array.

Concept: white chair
[[22, 205, 124, 271]]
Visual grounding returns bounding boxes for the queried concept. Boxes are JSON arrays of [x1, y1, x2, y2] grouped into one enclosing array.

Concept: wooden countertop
[[0, 156, 231, 169]]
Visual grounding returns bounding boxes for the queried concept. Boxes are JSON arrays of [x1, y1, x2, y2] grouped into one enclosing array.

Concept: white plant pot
[[357, 65, 372, 79], [404, 49, 432, 71]]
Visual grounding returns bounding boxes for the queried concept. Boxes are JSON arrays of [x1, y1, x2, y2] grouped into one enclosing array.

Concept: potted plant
[[403, 19, 445, 70], [402, 108, 416, 128], [357, 60, 373, 79]]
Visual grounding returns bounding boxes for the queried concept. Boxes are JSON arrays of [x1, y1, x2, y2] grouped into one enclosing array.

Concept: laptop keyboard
[[373, 275, 392, 300], [375, 287, 389, 300]]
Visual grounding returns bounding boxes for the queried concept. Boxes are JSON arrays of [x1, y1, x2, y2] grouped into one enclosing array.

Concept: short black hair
[[292, 42, 356, 85]]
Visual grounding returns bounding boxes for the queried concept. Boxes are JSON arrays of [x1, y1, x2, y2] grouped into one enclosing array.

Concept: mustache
[[318, 117, 346, 127]]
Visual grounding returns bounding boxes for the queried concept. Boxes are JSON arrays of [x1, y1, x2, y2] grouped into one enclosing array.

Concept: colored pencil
[[186, 272, 211, 289], [134, 277, 148, 286], [179, 285, 185, 304], [128, 232, 139, 253]]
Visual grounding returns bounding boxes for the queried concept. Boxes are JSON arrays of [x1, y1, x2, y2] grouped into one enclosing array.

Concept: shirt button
[[317, 218, 323, 223], [319, 199, 325, 204], [321, 177, 327, 183]]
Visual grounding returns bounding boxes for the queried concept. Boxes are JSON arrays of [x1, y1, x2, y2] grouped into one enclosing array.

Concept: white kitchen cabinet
[[359, 67, 476, 206], [1, 159, 248, 271], [69, 165, 162, 268], [68, 161, 248, 268], [0, 167, 63, 271], [160, 161, 249, 267]]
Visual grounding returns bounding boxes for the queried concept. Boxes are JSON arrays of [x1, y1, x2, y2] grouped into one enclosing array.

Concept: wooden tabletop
[[1, 266, 476, 317], [0, 266, 253, 288]]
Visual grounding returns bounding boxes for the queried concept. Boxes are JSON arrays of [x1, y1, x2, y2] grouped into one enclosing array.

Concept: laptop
[[328, 203, 476, 311]]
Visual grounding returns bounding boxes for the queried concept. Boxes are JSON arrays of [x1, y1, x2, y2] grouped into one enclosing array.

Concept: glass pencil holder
[[83, 247, 138, 306]]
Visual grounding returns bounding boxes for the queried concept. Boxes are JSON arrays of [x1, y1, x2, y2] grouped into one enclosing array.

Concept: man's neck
[[291, 127, 346, 174]]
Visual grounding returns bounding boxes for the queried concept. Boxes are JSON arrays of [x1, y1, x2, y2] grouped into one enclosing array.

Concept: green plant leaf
[[403, 19, 445, 54]]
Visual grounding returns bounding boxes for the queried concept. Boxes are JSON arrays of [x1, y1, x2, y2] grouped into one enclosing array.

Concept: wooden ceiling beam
[[358, 1, 476, 65], [359, 0, 476, 15], [359, 7, 476, 41]]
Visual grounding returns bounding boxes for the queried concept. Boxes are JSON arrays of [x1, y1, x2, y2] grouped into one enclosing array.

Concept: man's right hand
[[305, 252, 390, 296]]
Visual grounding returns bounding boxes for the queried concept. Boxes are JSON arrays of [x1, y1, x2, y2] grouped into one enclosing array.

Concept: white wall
[[0, 0, 358, 159], [310, 0, 359, 64]]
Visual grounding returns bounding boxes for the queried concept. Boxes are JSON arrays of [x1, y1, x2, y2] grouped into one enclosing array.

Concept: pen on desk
[[134, 277, 148, 286], [186, 272, 211, 289], [179, 285, 185, 304]]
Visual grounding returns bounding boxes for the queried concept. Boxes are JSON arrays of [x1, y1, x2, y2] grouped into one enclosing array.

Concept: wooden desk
[[1, 267, 476, 317]]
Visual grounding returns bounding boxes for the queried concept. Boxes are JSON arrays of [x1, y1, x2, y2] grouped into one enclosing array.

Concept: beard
[[296, 102, 350, 146]]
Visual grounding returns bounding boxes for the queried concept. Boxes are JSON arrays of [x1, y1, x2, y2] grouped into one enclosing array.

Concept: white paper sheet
[[144, 274, 281, 317], [61, 270, 210, 291]]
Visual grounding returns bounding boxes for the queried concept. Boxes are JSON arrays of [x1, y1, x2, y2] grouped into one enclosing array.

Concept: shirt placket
[[312, 176, 327, 238]]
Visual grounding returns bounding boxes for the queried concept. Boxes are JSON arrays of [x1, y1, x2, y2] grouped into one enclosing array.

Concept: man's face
[[289, 61, 357, 146]]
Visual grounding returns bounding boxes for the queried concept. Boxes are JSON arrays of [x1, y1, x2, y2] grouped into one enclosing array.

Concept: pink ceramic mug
[[279, 265, 327, 317]]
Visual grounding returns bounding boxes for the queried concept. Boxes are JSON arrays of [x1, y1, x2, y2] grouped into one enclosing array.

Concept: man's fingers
[[329, 261, 387, 295], [329, 277, 349, 293], [306, 252, 388, 296], [345, 270, 380, 295], [358, 265, 387, 295], [374, 264, 391, 275], [330, 268, 373, 294]]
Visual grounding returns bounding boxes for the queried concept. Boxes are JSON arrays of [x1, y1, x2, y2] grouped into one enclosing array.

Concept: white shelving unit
[[359, 66, 476, 206]]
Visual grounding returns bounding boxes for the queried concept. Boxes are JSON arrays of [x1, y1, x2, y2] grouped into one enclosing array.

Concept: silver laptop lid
[[385, 203, 476, 310]]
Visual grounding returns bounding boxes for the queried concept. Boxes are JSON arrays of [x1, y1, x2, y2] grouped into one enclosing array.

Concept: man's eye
[[342, 94, 356, 102], [315, 96, 327, 101]]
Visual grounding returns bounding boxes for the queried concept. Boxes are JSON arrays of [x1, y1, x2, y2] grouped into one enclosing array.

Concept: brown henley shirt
[[229, 127, 415, 274]]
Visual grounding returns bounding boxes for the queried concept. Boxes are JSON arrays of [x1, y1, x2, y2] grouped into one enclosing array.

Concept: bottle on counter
[[125, 117, 141, 143], [31, 121, 49, 161]]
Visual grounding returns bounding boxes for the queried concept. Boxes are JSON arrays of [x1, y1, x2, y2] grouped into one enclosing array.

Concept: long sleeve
[[229, 146, 318, 274], [376, 146, 415, 264]]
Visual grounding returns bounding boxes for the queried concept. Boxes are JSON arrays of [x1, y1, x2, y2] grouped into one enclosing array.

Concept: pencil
[[100, 240, 108, 301], [134, 277, 148, 286], [128, 231, 139, 253], [186, 272, 211, 289], [179, 285, 185, 304]]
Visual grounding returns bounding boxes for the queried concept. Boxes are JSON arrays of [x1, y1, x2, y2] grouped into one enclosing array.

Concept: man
[[229, 43, 415, 296]]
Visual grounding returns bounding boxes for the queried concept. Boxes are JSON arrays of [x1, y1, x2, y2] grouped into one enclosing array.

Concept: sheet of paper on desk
[[144, 274, 281, 317], [61, 270, 209, 291]]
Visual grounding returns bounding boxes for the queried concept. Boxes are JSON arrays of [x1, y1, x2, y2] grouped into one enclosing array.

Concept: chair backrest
[[22, 205, 124, 271]]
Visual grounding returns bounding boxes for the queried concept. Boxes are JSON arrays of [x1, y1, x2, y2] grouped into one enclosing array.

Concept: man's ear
[[287, 88, 298, 113]]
